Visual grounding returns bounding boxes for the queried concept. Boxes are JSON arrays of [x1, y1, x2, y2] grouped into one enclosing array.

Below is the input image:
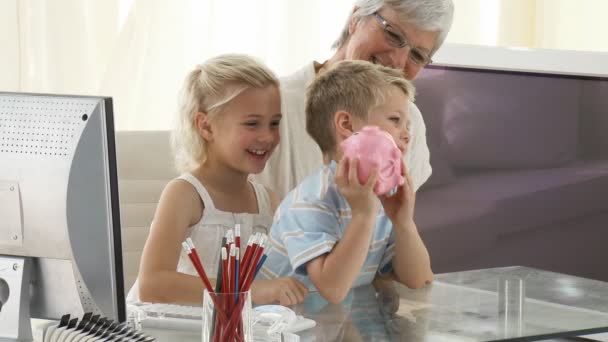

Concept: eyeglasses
[[373, 12, 433, 66]]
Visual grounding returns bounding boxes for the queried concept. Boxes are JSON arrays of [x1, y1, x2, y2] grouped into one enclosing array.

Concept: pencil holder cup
[[202, 289, 252, 342]]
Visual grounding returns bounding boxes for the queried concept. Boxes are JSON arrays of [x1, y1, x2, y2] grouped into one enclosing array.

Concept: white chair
[[115, 130, 177, 291]]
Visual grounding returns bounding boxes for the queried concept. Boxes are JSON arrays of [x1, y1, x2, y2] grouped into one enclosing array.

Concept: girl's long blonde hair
[[172, 54, 279, 173]]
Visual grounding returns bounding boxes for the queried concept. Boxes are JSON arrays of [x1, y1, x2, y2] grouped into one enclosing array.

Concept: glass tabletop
[[292, 266, 608, 341]]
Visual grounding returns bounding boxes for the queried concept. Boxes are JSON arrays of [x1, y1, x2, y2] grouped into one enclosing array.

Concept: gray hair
[[332, 0, 454, 56]]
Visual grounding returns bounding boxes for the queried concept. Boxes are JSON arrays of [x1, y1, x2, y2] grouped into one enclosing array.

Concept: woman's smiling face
[[343, 7, 439, 79]]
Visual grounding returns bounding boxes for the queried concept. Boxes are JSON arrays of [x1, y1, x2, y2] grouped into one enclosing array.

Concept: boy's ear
[[335, 110, 355, 141], [194, 112, 213, 141]]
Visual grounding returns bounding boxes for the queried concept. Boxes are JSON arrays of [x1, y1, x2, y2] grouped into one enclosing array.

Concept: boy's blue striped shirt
[[259, 161, 396, 290]]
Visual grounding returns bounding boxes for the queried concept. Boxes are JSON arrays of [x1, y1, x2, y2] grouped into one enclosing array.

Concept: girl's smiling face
[[204, 85, 282, 174]]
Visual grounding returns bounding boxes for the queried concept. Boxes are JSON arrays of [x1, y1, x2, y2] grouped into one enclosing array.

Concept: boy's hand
[[251, 277, 308, 306], [335, 157, 379, 217], [379, 160, 415, 227]]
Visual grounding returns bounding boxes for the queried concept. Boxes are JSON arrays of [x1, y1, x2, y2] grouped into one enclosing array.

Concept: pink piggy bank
[[340, 125, 405, 195]]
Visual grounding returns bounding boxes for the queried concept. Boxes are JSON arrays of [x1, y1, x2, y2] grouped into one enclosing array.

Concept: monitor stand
[[0, 256, 32, 341]]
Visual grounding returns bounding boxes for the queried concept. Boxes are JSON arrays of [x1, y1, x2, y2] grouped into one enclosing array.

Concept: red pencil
[[184, 239, 213, 293], [241, 235, 267, 290], [228, 247, 236, 306], [181, 241, 228, 325], [234, 224, 241, 251], [226, 230, 234, 251], [239, 233, 259, 284], [221, 247, 228, 293]]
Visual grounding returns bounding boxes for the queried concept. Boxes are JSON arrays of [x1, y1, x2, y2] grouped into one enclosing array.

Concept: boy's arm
[[391, 220, 433, 288], [379, 163, 433, 288], [306, 157, 380, 304], [306, 213, 376, 304]]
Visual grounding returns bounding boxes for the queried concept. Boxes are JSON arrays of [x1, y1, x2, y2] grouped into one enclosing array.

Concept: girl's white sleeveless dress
[[127, 173, 273, 303]]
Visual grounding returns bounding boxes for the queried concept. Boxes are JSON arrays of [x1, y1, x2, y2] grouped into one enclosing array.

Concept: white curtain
[[98, 0, 354, 130], [5, 0, 121, 94], [0, 1, 19, 91], [2, 0, 607, 130], [1, 0, 353, 130]]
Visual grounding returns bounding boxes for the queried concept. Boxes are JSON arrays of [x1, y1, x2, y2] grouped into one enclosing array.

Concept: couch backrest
[[414, 66, 608, 188], [115, 130, 177, 291], [579, 78, 608, 158]]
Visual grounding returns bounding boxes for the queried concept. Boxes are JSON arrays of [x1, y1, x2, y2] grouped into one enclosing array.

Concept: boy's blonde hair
[[305, 60, 415, 154], [172, 54, 279, 172]]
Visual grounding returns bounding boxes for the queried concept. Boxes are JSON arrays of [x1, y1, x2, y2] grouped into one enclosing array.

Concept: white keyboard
[[131, 302, 203, 320], [128, 302, 314, 340], [128, 302, 203, 331]]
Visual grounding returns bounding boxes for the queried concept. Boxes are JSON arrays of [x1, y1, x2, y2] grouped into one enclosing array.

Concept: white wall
[[535, 0, 608, 52], [448, 0, 608, 53]]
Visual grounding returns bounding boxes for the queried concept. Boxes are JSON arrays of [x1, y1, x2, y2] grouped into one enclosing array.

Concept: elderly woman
[[256, 0, 454, 198]]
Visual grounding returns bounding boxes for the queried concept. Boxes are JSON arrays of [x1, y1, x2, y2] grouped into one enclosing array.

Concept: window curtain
[[2, 0, 353, 130], [2, 0, 607, 130]]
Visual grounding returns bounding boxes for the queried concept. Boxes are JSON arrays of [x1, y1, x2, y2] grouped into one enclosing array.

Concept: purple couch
[[413, 66, 608, 281]]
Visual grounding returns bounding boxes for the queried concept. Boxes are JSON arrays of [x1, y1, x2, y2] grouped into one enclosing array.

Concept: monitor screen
[[0, 92, 125, 337]]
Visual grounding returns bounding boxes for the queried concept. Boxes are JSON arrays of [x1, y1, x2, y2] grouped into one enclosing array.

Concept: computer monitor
[[0, 92, 125, 340]]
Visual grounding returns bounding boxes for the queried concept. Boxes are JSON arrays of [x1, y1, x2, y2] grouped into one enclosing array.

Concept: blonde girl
[[128, 54, 308, 305]]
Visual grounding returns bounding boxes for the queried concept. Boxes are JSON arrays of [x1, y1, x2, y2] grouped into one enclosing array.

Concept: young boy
[[260, 60, 433, 303]]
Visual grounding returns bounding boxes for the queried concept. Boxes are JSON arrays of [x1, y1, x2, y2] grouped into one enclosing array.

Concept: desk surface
[[144, 266, 608, 341]]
